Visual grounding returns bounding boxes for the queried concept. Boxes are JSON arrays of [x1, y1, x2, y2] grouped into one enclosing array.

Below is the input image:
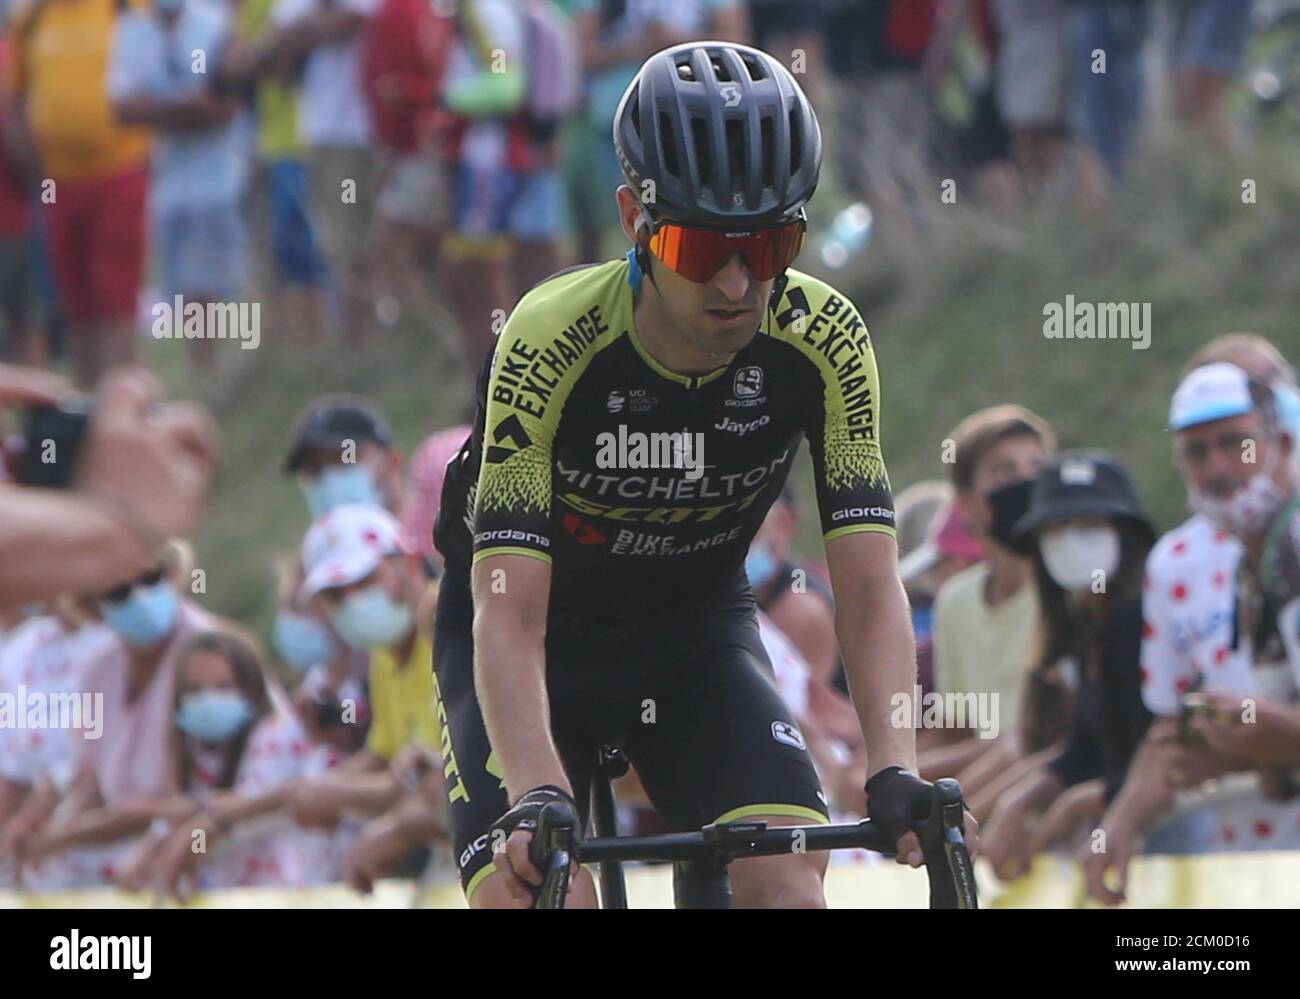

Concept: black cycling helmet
[[613, 41, 822, 228]]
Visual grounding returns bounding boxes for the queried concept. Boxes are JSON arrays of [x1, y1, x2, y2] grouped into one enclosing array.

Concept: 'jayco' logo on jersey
[[594, 425, 705, 480], [714, 414, 770, 437]]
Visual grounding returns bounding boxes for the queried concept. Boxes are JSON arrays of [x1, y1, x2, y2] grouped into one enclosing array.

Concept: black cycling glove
[[488, 785, 579, 874], [864, 766, 933, 848]]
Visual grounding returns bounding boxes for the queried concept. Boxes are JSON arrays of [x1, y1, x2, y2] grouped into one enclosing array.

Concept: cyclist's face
[[651, 253, 772, 356]]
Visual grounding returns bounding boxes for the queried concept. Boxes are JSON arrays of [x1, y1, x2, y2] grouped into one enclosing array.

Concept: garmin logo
[[50, 930, 151, 979], [714, 415, 770, 437], [595, 425, 705, 480]]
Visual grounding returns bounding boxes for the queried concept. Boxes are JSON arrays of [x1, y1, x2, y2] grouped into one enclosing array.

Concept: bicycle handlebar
[[531, 778, 978, 909]]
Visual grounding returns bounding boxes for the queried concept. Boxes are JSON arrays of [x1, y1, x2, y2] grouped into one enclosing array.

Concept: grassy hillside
[[156, 133, 1300, 637]]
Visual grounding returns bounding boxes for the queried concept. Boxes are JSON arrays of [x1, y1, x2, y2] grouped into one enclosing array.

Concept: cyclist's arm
[[472, 553, 570, 797], [826, 531, 917, 775]]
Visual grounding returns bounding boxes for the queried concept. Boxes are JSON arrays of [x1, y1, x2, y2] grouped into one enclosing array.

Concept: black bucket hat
[[283, 395, 393, 474], [1011, 449, 1155, 553]]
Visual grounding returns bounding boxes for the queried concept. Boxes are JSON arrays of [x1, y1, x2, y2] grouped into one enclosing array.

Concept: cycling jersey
[[434, 253, 895, 621]]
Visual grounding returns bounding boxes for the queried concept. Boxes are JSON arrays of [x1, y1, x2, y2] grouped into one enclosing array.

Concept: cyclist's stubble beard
[[643, 256, 772, 370]]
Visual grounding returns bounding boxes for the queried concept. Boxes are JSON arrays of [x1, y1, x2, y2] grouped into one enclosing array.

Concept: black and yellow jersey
[[434, 253, 895, 619]]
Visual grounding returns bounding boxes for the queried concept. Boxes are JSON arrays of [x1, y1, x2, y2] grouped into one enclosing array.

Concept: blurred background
[[1, 0, 1299, 907]]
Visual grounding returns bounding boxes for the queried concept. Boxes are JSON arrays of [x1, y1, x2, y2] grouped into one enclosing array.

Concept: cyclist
[[433, 41, 978, 908]]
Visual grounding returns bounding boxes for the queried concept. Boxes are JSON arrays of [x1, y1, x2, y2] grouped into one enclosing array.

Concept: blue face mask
[[273, 610, 335, 673], [745, 545, 778, 589], [100, 581, 179, 648], [176, 690, 253, 743], [303, 465, 384, 518], [1275, 383, 1300, 440], [329, 584, 413, 651]]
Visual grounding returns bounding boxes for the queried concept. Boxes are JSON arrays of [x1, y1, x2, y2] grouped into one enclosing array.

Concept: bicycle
[[527, 745, 979, 910]]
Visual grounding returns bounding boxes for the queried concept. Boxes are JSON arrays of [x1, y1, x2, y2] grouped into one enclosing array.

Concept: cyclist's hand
[[866, 766, 979, 867], [488, 785, 578, 906]]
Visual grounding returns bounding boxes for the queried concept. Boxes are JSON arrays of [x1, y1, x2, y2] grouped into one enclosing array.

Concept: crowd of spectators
[[0, 0, 1298, 903]]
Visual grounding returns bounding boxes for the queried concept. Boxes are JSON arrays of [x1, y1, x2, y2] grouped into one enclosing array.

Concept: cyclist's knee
[[727, 817, 829, 909], [730, 852, 827, 909]]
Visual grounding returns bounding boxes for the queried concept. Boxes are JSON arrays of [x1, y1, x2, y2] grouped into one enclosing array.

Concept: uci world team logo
[[734, 366, 764, 399]]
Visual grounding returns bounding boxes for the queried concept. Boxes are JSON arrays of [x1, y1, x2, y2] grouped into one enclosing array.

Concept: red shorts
[[44, 166, 148, 325]]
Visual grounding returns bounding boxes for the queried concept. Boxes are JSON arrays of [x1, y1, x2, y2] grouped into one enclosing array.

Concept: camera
[[15, 400, 92, 489]]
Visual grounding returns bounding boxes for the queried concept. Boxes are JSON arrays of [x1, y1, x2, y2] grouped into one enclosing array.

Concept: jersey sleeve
[[768, 273, 894, 542], [471, 269, 619, 564], [1139, 546, 1189, 717]]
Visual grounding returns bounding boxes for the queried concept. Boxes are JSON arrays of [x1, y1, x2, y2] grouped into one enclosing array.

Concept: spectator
[[1062, 0, 1150, 199], [109, 0, 251, 372], [1084, 360, 1300, 905], [568, 0, 747, 264], [748, 485, 862, 749], [0, 22, 39, 366], [229, 0, 332, 343], [920, 405, 1055, 783], [1165, 0, 1257, 145], [989, 0, 1069, 191], [898, 494, 984, 710], [11, 546, 219, 887], [280, 505, 443, 842], [115, 628, 359, 895], [0, 365, 219, 609], [398, 424, 472, 570], [748, 0, 825, 106], [360, 0, 454, 329], [822, 0, 941, 228], [979, 451, 1154, 879], [268, 0, 381, 341], [282, 394, 403, 518], [7, 0, 152, 388], [438, 0, 574, 368], [0, 597, 115, 885]]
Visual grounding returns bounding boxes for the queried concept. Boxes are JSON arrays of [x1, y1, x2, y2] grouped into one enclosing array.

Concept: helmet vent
[[725, 118, 745, 199], [743, 54, 766, 81], [788, 107, 803, 177], [660, 112, 680, 177], [760, 116, 775, 188], [710, 55, 733, 82], [691, 117, 712, 188]]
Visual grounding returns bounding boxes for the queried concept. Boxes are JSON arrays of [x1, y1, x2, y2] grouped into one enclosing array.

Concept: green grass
[[153, 132, 1300, 636]]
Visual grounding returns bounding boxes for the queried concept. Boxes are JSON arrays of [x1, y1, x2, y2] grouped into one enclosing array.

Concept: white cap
[[300, 504, 407, 599], [1169, 362, 1254, 432]]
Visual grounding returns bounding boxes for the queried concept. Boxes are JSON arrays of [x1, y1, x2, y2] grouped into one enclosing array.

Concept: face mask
[[1189, 452, 1287, 537], [985, 478, 1035, 549], [1039, 525, 1120, 592], [176, 690, 253, 743], [329, 584, 413, 650], [1276, 383, 1300, 439], [100, 581, 179, 648], [273, 609, 335, 673], [303, 464, 384, 519], [745, 546, 778, 588]]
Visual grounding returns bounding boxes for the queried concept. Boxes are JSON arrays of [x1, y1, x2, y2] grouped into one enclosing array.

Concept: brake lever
[[530, 800, 577, 910], [915, 778, 979, 910]]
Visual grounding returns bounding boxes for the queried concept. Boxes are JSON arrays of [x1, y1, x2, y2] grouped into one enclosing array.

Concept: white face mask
[[1188, 454, 1287, 538], [1039, 525, 1120, 592]]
